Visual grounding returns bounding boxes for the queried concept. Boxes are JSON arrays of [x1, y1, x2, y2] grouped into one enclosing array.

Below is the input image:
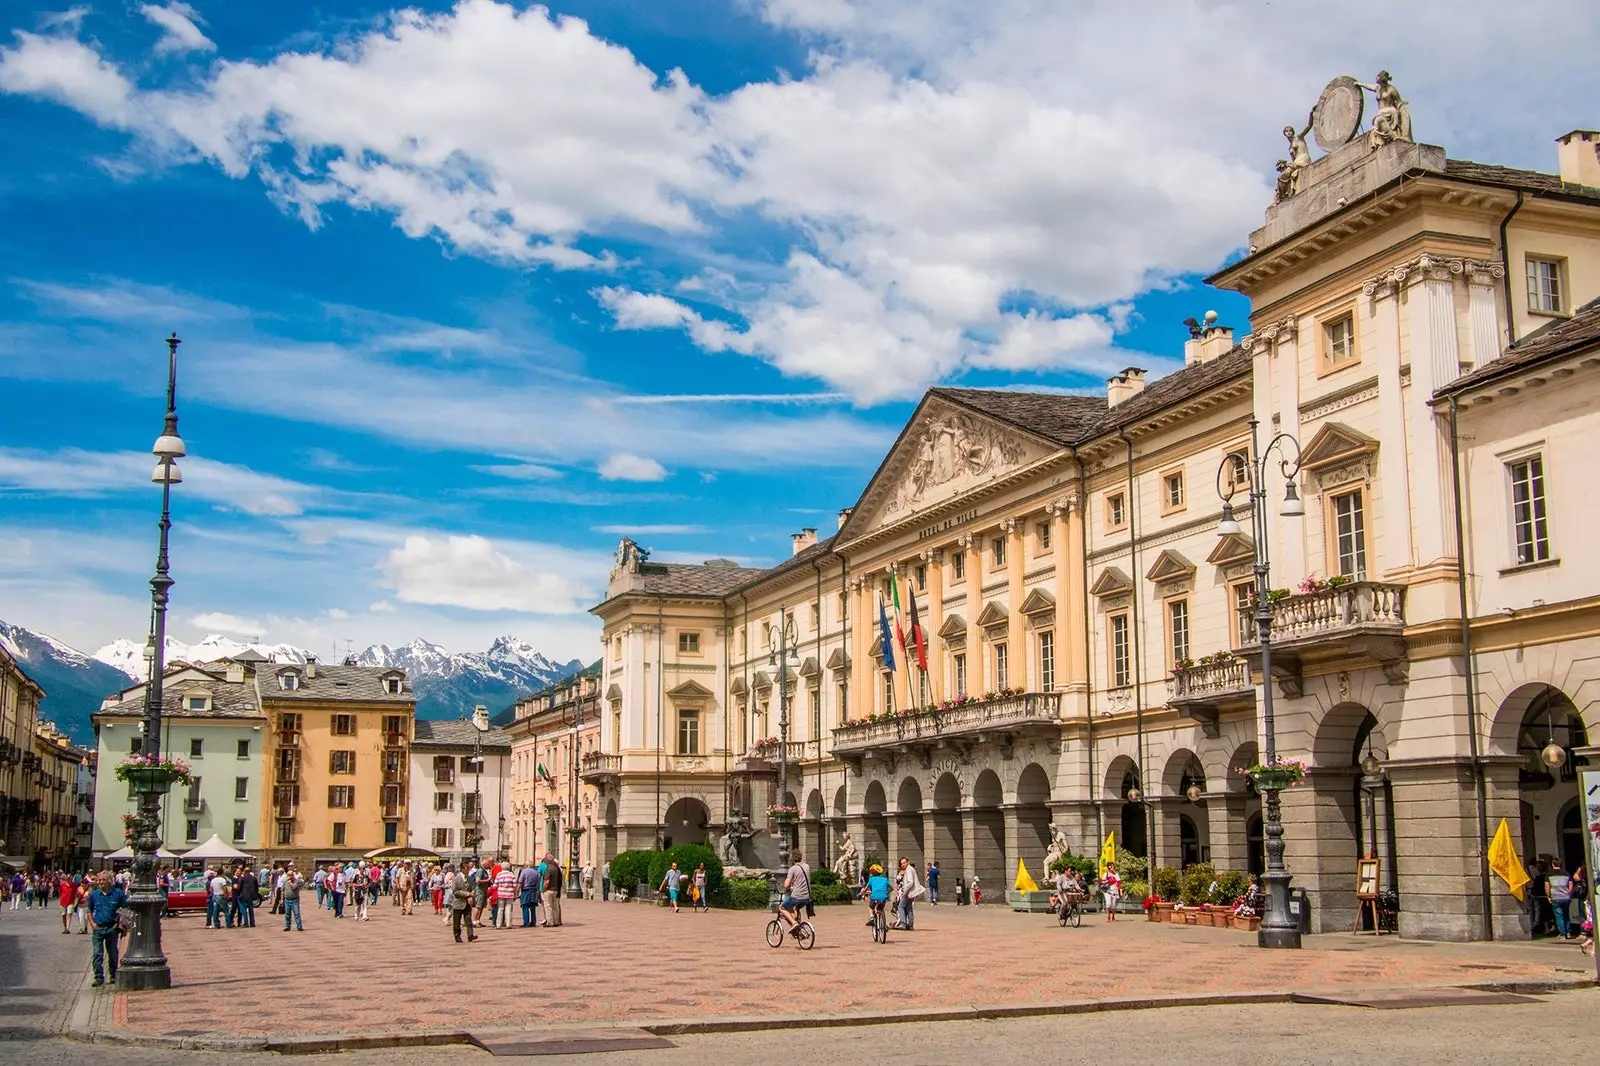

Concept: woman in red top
[[58, 876, 76, 934]]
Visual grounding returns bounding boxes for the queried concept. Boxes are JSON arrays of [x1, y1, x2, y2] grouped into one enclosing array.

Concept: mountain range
[[0, 620, 585, 748]]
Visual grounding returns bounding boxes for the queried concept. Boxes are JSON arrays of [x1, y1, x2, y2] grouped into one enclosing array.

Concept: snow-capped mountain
[[354, 636, 580, 720], [93, 635, 309, 681], [0, 621, 138, 747]]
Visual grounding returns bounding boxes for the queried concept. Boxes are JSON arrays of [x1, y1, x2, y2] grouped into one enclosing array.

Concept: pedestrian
[[1570, 865, 1590, 944], [494, 863, 515, 928], [7, 871, 22, 909], [518, 861, 541, 927], [330, 863, 346, 919], [582, 861, 595, 900], [58, 874, 76, 934], [280, 867, 305, 932], [429, 867, 446, 916], [469, 862, 490, 926], [601, 859, 610, 901], [542, 853, 564, 926], [1549, 859, 1573, 940], [209, 867, 232, 929], [449, 865, 477, 943], [87, 871, 127, 987], [313, 864, 327, 909], [692, 862, 709, 912], [75, 876, 91, 934], [351, 865, 370, 921], [658, 861, 683, 914], [237, 866, 259, 928], [927, 861, 940, 905], [1102, 861, 1123, 921], [894, 856, 922, 930], [23, 873, 34, 910], [396, 863, 415, 916]]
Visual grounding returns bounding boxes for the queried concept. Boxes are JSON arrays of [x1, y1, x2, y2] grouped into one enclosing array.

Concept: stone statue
[[833, 831, 859, 883], [1274, 119, 1314, 202], [1043, 823, 1071, 873], [1359, 71, 1412, 149], [719, 808, 754, 865]]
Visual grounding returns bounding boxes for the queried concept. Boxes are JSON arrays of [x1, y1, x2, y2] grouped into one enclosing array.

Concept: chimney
[[1557, 131, 1600, 188], [1184, 311, 1234, 365], [1106, 367, 1147, 407], [225, 662, 245, 684], [304, 655, 317, 680], [791, 528, 818, 555], [837, 507, 853, 531], [472, 704, 489, 731]]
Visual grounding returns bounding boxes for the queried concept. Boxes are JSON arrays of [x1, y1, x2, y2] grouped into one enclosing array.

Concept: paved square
[[109, 898, 1590, 1040]]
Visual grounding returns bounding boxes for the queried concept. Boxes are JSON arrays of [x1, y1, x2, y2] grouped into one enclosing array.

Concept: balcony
[[382, 767, 406, 785], [434, 770, 456, 785], [732, 739, 811, 776], [383, 731, 407, 748], [1167, 656, 1255, 738], [1240, 581, 1408, 692], [460, 809, 482, 827], [579, 752, 620, 787], [274, 765, 301, 784], [183, 797, 205, 813], [832, 691, 1064, 763], [276, 730, 301, 747]]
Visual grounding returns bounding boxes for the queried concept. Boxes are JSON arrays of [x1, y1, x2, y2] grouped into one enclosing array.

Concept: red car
[[165, 873, 211, 912]]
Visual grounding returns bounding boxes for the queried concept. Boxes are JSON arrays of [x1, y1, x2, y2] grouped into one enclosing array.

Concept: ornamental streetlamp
[[767, 612, 799, 870], [1216, 416, 1304, 950], [121, 333, 184, 991], [470, 725, 483, 867], [566, 690, 583, 899]]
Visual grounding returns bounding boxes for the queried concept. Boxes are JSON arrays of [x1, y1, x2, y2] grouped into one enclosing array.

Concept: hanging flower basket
[[766, 805, 799, 825], [1238, 759, 1305, 792], [114, 754, 192, 792]]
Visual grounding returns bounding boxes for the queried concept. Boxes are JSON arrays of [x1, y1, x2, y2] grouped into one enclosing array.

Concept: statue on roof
[[1274, 118, 1314, 202], [1359, 70, 1412, 150]]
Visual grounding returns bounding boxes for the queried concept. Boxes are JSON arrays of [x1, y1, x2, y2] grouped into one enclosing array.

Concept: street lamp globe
[[1126, 786, 1142, 804], [151, 460, 182, 484], [153, 430, 186, 459], [1281, 480, 1305, 517], [1360, 753, 1383, 777], [1185, 784, 1203, 804], [1541, 741, 1567, 769], [1217, 499, 1242, 537]]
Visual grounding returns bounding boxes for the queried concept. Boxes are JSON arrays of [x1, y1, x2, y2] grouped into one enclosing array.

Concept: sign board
[[1580, 770, 1600, 983], [1356, 856, 1381, 899]]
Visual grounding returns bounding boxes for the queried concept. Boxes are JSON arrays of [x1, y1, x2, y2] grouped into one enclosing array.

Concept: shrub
[[1113, 845, 1148, 882], [607, 850, 654, 894], [1123, 878, 1150, 902], [1212, 869, 1249, 906], [647, 844, 723, 896], [1049, 851, 1097, 879], [812, 882, 854, 905], [723, 876, 773, 909], [1179, 862, 1216, 907], [811, 866, 840, 888], [862, 855, 884, 877], [1151, 866, 1182, 901]]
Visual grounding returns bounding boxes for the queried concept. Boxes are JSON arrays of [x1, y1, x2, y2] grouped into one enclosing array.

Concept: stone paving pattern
[[108, 898, 1591, 1039]]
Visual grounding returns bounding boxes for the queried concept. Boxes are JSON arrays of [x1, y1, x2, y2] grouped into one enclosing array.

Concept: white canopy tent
[[103, 845, 179, 860], [179, 834, 253, 862]]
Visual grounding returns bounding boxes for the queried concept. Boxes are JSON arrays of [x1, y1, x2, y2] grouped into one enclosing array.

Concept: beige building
[[32, 722, 84, 865], [410, 710, 510, 861], [259, 658, 415, 865], [511, 664, 601, 867], [0, 641, 46, 864], [592, 81, 1600, 941]]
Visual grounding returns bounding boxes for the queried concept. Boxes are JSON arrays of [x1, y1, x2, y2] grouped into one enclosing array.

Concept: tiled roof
[[412, 718, 512, 751], [96, 677, 265, 720], [734, 533, 840, 592], [628, 558, 764, 598], [1437, 296, 1600, 398], [1078, 346, 1253, 440], [255, 663, 414, 703], [930, 388, 1107, 446], [1444, 159, 1600, 203]]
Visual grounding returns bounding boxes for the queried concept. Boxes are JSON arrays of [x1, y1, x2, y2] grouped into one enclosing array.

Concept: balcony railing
[[832, 691, 1064, 754], [460, 809, 482, 827], [276, 730, 301, 747], [1168, 657, 1253, 703], [384, 731, 406, 748], [1246, 581, 1406, 644], [435, 770, 456, 784], [383, 767, 405, 785], [275, 765, 301, 783], [741, 740, 811, 763], [580, 752, 620, 776], [183, 797, 205, 813]]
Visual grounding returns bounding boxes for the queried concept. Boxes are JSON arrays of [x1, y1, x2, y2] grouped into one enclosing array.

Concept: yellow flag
[[1099, 831, 1116, 878], [1487, 817, 1530, 901], [1014, 859, 1039, 893]]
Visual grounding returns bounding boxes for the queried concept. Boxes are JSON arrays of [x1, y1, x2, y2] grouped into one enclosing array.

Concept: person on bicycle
[[861, 863, 891, 927], [777, 849, 812, 937]]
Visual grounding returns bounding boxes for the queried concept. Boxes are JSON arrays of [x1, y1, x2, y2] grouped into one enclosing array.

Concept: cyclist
[[861, 863, 891, 930], [777, 849, 812, 938]]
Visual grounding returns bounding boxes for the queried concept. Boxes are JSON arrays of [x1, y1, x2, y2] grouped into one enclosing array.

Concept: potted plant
[[766, 804, 799, 826], [114, 753, 192, 793], [1236, 758, 1306, 792]]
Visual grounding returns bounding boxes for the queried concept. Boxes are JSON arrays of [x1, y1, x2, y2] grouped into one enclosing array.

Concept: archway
[[1159, 748, 1209, 870], [894, 777, 926, 871], [1508, 684, 1588, 866], [805, 788, 826, 871], [602, 798, 619, 861], [971, 769, 1006, 902], [931, 772, 963, 883], [862, 780, 889, 867], [662, 796, 709, 850], [1015, 763, 1052, 874], [1305, 703, 1386, 934]]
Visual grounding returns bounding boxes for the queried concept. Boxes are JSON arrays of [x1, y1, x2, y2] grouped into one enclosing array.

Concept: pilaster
[[1003, 516, 1027, 690], [922, 548, 946, 702], [1403, 255, 1458, 567], [1364, 266, 1414, 575], [963, 534, 983, 694]]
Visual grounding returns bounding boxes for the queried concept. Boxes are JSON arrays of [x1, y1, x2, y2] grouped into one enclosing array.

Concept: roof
[[732, 533, 839, 592], [1444, 159, 1600, 204], [411, 718, 512, 752], [625, 558, 764, 598], [255, 663, 414, 703], [1437, 296, 1600, 398], [1078, 346, 1253, 442], [929, 388, 1107, 446], [96, 677, 265, 721]]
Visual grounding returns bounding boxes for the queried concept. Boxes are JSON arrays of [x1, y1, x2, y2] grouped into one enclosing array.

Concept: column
[[960, 808, 979, 888], [922, 548, 946, 702], [1150, 798, 1180, 870], [850, 579, 871, 718], [1365, 269, 1414, 576], [1388, 757, 1500, 942], [1002, 804, 1023, 894], [922, 811, 939, 864], [1003, 517, 1027, 691], [963, 533, 983, 689], [1466, 260, 1506, 369], [1204, 794, 1250, 873], [1405, 257, 1460, 567]]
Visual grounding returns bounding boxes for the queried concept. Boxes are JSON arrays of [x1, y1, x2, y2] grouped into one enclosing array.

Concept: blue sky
[[1, 0, 1594, 663]]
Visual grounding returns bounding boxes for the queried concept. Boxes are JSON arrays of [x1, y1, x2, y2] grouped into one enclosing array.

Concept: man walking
[[518, 861, 541, 927], [450, 865, 477, 943], [581, 861, 595, 900], [280, 867, 305, 932], [313, 864, 327, 909], [658, 861, 683, 914], [541, 853, 564, 927], [209, 867, 232, 929], [396, 863, 415, 916], [237, 867, 259, 928], [601, 859, 610, 901], [494, 863, 516, 928], [927, 861, 940, 905], [329, 864, 346, 919], [1550, 859, 1574, 939], [87, 872, 126, 987]]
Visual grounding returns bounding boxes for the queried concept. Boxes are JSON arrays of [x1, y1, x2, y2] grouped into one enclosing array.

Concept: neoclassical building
[[506, 664, 602, 867], [591, 78, 1600, 940]]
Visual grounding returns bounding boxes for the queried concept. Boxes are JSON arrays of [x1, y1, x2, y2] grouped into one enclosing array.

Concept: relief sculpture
[[882, 413, 1031, 520]]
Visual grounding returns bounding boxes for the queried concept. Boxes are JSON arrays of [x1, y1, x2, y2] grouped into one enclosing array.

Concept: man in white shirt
[[208, 870, 232, 930]]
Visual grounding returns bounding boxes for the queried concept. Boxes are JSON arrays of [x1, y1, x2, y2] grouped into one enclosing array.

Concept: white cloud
[[0, 31, 136, 126], [470, 462, 562, 481], [378, 533, 597, 614], [0, 447, 319, 516], [598, 453, 667, 482], [139, 2, 214, 56], [190, 611, 263, 636], [325, 607, 350, 620], [368, 600, 396, 613]]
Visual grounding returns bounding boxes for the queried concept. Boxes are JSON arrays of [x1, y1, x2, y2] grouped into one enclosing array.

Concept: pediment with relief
[[1298, 421, 1377, 471], [842, 397, 1058, 537]]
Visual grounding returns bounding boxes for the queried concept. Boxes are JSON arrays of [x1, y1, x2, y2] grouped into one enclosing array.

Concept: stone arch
[[970, 769, 1006, 902], [804, 788, 827, 870], [894, 777, 926, 869], [1477, 639, 1600, 757], [896, 777, 924, 812], [930, 772, 963, 880], [1161, 747, 1205, 797], [1157, 747, 1209, 870], [1014, 763, 1051, 806], [1218, 740, 1259, 795], [1102, 753, 1141, 801], [1491, 681, 1586, 759], [1312, 701, 1385, 768], [933, 772, 962, 809], [1014, 763, 1052, 874], [972, 769, 1004, 808], [832, 784, 847, 818], [862, 779, 888, 815], [661, 796, 709, 850], [1499, 682, 1588, 866], [805, 789, 825, 818]]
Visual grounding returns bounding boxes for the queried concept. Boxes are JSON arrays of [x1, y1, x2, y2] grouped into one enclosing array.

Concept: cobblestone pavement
[[0, 897, 93, 1044], [96, 896, 1594, 1041]]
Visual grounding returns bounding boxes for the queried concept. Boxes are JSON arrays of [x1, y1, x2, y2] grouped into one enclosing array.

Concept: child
[[861, 863, 892, 927]]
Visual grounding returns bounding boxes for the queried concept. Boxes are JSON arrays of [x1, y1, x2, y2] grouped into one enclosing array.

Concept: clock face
[[1312, 76, 1365, 152]]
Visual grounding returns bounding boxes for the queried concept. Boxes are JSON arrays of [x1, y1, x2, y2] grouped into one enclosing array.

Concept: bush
[[723, 876, 773, 909], [1113, 845, 1148, 882], [1048, 851, 1098, 879], [812, 882, 855, 905], [1151, 866, 1182, 901], [607, 850, 654, 895], [1123, 878, 1150, 902], [811, 866, 840, 888], [1179, 862, 1216, 907], [647, 844, 723, 897], [1212, 869, 1249, 906]]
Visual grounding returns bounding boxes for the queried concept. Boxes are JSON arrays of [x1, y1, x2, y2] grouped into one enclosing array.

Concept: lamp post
[[768, 612, 799, 870], [470, 726, 482, 867], [121, 333, 184, 991], [1216, 416, 1304, 950], [566, 692, 582, 898]]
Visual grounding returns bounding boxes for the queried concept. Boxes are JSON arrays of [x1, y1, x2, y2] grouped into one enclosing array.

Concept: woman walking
[[893, 857, 923, 930], [430, 867, 446, 917], [1101, 861, 1123, 921], [350, 865, 371, 921], [692, 863, 709, 912]]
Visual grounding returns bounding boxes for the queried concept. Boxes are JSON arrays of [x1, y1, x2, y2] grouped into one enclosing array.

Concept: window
[[434, 755, 455, 782], [433, 827, 453, 850], [1110, 613, 1131, 688], [1323, 313, 1356, 369], [189, 737, 204, 758], [1106, 492, 1127, 531], [332, 822, 347, 847], [463, 754, 484, 774], [435, 791, 455, 811], [952, 551, 965, 580], [1168, 598, 1191, 669], [331, 714, 355, 736], [186, 695, 208, 712], [383, 676, 403, 695], [614, 636, 623, 660], [129, 735, 143, 754], [1162, 470, 1186, 513], [186, 819, 199, 842], [882, 672, 895, 713], [276, 821, 292, 846], [994, 642, 1008, 690], [1508, 455, 1551, 564], [1036, 521, 1051, 552], [234, 776, 248, 801], [678, 631, 701, 654], [992, 537, 1007, 568], [1526, 256, 1565, 315], [678, 710, 700, 755], [1039, 631, 1055, 692], [384, 822, 398, 845], [330, 750, 355, 774], [232, 819, 246, 842], [328, 785, 354, 808], [277, 712, 300, 734], [1331, 490, 1368, 579], [462, 793, 480, 818], [954, 653, 967, 698], [1225, 450, 1250, 490], [915, 565, 927, 592], [811, 603, 821, 630], [279, 672, 299, 691], [236, 739, 249, 758], [1233, 582, 1256, 647], [810, 688, 822, 739]]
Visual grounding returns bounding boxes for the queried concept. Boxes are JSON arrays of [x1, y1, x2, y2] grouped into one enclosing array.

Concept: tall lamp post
[[470, 726, 482, 867], [121, 333, 185, 991], [566, 692, 582, 898], [767, 612, 799, 870], [1216, 416, 1304, 950]]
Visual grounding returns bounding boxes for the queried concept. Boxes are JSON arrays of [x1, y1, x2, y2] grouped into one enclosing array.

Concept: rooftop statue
[[1359, 70, 1412, 149]]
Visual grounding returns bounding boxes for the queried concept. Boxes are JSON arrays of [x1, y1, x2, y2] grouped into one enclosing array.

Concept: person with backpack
[[542, 853, 564, 927]]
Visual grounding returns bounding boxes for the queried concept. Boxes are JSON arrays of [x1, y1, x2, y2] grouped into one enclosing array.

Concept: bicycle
[[1056, 893, 1083, 928], [870, 900, 888, 944], [765, 913, 816, 949]]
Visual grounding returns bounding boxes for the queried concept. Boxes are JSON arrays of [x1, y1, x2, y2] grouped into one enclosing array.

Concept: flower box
[[1248, 768, 1303, 792], [1149, 902, 1175, 923], [1234, 914, 1261, 932], [1212, 910, 1232, 928], [122, 766, 186, 794]]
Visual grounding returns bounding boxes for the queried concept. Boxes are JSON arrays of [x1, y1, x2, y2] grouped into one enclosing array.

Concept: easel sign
[[1354, 855, 1384, 934]]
